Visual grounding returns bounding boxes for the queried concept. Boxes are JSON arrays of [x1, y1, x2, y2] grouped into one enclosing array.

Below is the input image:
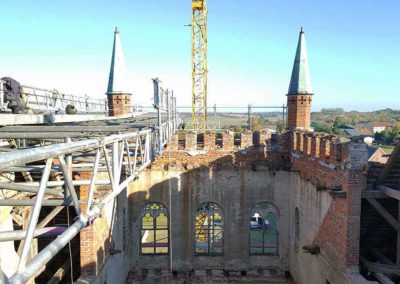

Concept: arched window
[[139, 202, 169, 255], [249, 202, 279, 255], [194, 202, 224, 255], [295, 207, 300, 250]]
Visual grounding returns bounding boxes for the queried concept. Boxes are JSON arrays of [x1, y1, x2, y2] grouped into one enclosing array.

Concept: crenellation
[[185, 131, 197, 151], [241, 131, 253, 148], [204, 131, 216, 150], [222, 130, 234, 150]]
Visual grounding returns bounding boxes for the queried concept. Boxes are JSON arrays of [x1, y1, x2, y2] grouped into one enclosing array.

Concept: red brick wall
[[287, 95, 312, 130], [290, 131, 369, 270]]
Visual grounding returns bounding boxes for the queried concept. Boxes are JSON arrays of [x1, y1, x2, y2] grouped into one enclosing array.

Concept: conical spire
[[288, 27, 312, 95], [107, 27, 130, 94]]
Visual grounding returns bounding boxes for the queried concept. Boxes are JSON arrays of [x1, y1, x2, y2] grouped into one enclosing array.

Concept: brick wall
[[78, 172, 112, 279], [290, 130, 369, 270]]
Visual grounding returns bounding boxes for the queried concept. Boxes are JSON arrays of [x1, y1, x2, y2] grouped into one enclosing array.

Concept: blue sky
[[0, 0, 399, 111]]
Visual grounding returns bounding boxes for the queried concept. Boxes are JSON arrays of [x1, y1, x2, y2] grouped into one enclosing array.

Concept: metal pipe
[[58, 155, 81, 216], [0, 227, 68, 242], [17, 158, 53, 272], [85, 150, 100, 214], [0, 182, 63, 197], [0, 140, 99, 170], [10, 179, 111, 187], [0, 199, 85, 207], [9, 218, 87, 284]]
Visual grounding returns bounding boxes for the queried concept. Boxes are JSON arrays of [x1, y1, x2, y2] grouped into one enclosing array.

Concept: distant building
[[367, 146, 388, 163], [366, 121, 392, 133]]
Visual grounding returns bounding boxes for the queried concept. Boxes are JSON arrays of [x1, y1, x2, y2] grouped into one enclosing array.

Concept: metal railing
[[0, 79, 107, 113], [20, 85, 107, 113]]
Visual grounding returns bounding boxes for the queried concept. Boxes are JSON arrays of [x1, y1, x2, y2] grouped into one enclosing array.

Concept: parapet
[[165, 130, 287, 152]]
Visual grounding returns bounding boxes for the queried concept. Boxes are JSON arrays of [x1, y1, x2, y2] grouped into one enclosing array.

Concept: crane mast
[[191, 0, 208, 131]]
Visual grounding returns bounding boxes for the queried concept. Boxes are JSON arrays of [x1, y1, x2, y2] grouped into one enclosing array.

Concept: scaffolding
[[191, 0, 208, 131]]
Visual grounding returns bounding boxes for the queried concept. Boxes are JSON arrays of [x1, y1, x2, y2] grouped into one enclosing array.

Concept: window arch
[[139, 202, 169, 255], [295, 207, 300, 251], [194, 202, 224, 255], [249, 202, 279, 255]]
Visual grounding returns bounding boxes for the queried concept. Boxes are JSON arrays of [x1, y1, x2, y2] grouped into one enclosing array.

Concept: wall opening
[[249, 202, 279, 255], [194, 202, 224, 255], [197, 133, 204, 149], [139, 202, 169, 255], [215, 133, 223, 149]]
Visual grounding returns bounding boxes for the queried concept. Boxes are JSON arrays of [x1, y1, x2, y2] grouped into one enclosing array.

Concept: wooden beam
[[365, 262, 400, 276], [374, 272, 395, 284], [377, 142, 400, 185], [362, 190, 387, 199], [378, 185, 400, 201], [366, 198, 400, 232]]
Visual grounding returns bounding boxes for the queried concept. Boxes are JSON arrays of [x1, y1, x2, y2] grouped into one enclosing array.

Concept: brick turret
[[106, 27, 132, 116], [286, 28, 313, 131]]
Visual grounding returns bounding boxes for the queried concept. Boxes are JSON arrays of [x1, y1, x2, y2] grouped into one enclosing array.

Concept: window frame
[[194, 202, 224, 256], [249, 201, 279, 256], [139, 202, 170, 256]]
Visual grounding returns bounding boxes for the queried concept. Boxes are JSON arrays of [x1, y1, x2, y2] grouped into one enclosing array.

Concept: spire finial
[[300, 27, 304, 33], [114, 26, 119, 34]]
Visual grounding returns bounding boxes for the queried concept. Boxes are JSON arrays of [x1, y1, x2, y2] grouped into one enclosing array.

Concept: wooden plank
[[362, 190, 387, 199], [378, 185, 400, 201], [374, 272, 395, 284], [377, 142, 400, 184], [366, 198, 400, 232], [366, 262, 400, 276]]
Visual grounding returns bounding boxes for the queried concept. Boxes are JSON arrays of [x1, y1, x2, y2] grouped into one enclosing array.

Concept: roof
[[107, 27, 131, 95], [338, 124, 355, 130], [368, 146, 388, 163], [359, 128, 373, 136], [287, 27, 312, 95], [368, 121, 392, 127]]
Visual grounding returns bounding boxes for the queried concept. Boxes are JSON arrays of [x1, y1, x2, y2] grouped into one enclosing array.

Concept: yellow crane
[[191, 0, 208, 131]]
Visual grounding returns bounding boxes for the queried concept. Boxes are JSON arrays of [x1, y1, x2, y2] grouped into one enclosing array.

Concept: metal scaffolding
[[191, 0, 208, 131], [0, 80, 180, 283]]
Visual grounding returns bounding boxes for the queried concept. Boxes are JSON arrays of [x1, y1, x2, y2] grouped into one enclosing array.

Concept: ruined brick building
[[1, 28, 399, 284], [74, 29, 400, 284]]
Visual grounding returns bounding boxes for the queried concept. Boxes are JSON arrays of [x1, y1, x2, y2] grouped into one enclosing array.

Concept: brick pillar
[[290, 131, 297, 152], [222, 131, 234, 150], [304, 134, 311, 156], [241, 131, 253, 148], [185, 131, 197, 151], [260, 130, 270, 147], [310, 135, 320, 159], [344, 142, 369, 267], [329, 138, 338, 165], [296, 131, 304, 153], [204, 131, 216, 150], [319, 138, 330, 162], [167, 133, 178, 151]]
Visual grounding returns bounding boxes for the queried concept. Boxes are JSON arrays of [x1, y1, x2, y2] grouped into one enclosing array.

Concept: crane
[[191, 0, 208, 131]]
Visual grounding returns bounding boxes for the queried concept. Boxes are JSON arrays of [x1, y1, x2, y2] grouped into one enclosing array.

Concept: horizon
[[1, 1, 399, 112]]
